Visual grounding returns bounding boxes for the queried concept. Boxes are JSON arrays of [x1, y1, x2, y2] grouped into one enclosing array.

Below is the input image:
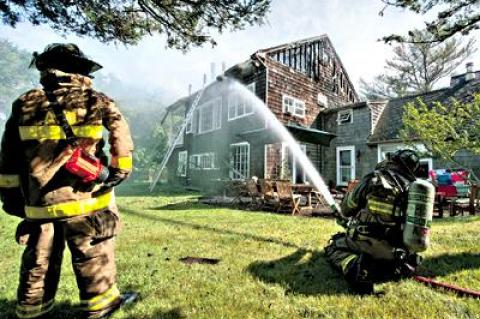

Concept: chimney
[[210, 63, 216, 82], [203, 73, 207, 86], [222, 62, 226, 74], [465, 62, 475, 81], [368, 100, 388, 134], [188, 84, 192, 96]]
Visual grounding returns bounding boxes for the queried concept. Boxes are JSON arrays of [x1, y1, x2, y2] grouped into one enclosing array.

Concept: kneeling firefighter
[[0, 43, 136, 319], [325, 149, 434, 294]]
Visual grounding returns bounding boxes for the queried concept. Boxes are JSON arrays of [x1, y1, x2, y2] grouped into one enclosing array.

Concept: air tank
[[403, 179, 435, 252]]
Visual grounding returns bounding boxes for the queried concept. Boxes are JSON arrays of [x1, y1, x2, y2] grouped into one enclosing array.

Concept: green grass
[[1, 184, 480, 319]]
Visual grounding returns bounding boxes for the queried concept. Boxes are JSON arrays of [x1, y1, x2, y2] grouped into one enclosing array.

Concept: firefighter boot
[[86, 292, 139, 319], [344, 254, 374, 295]]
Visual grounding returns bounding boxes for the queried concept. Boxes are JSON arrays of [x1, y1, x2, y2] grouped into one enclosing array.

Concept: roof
[[257, 35, 328, 54], [368, 78, 480, 144]]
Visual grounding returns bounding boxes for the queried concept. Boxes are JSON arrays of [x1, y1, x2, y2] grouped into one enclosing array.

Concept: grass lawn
[[1, 183, 480, 319]]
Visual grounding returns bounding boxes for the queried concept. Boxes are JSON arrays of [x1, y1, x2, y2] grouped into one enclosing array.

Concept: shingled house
[[162, 34, 480, 189], [162, 35, 358, 188], [319, 64, 480, 186]]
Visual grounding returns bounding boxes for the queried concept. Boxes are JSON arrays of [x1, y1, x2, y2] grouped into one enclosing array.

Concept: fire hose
[[413, 275, 480, 299]]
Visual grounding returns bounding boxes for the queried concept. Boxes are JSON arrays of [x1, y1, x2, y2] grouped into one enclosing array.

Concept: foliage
[[0, 39, 36, 132], [2, 190, 480, 318], [381, 0, 480, 43], [0, 0, 271, 49], [401, 94, 480, 176], [360, 31, 476, 100]]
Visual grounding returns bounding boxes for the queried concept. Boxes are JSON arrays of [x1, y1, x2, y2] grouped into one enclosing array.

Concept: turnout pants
[[15, 209, 120, 319], [324, 232, 397, 283]]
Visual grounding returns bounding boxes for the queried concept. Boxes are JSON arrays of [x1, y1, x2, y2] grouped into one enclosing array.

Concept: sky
[[1, 0, 479, 104]]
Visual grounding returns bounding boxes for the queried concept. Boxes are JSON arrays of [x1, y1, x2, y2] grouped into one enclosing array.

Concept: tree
[[0, 0, 271, 49], [401, 94, 480, 180], [0, 39, 37, 133], [360, 31, 476, 100], [380, 0, 480, 43]]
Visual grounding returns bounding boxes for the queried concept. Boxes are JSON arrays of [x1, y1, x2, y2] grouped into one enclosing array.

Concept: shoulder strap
[[45, 91, 78, 147]]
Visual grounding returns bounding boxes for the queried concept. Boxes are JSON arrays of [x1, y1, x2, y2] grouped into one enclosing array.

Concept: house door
[[283, 143, 307, 184]]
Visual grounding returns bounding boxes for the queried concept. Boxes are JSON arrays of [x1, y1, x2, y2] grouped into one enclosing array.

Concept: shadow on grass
[[420, 252, 480, 277], [246, 248, 350, 296], [150, 202, 222, 211], [120, 206, 299, 249], [115, 182, 200, 198], [0, 299, 184, 319]]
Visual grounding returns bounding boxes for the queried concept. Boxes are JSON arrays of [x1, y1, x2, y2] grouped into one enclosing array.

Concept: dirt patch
[[179, 256, 220, 265]]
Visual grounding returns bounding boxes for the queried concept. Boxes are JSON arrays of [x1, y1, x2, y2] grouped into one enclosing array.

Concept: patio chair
[[275, 180, 302, 215], [450, 183, 472, 216], [258, 179, 278, 211], [244, 179, 263, 210]]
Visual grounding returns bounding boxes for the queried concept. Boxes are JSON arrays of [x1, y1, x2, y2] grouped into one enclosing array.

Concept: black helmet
[[30, 43, 102, 75], [390, 149, 420, 174]]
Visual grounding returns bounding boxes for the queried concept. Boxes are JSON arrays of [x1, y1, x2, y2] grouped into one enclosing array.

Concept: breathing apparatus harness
[[45, 91, 110, 184]]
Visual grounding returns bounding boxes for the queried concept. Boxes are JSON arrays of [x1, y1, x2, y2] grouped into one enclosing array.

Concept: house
[[162, 35, 358, 188], [319, 63, 480, 186], [162, 34, 480, 190]]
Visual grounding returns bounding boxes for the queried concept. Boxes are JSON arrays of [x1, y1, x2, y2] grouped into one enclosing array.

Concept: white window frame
[[198, 97, 222, 134], [282, 95, 305, 118], [177, 150, 188, 177], [336, 146, 356, 186], [228, 82, 255, 121], [230, 142, 250, 180], [337, 109, 353, 125], [189, 152, 217, 170]]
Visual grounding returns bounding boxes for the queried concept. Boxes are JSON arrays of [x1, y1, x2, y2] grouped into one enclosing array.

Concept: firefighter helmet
[[30, 43, 102, 75], [390, 149, 420, 174]]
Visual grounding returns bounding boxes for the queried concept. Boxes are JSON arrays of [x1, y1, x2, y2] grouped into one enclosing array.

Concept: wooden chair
[[244, 179, 263, 210], [275, 180, 302, 215], [258, 179, 278, 211]]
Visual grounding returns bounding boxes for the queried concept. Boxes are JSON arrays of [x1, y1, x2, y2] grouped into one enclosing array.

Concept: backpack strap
[[44, 91, 78, 147]]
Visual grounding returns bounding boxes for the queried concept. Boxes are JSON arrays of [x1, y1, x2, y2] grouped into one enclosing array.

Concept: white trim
[[197, 97, 222, 134], [189, 152, 217, 170], [177, 150, 188, 177], [336, 145, 356, 186], [230, 142, 250, 180], [282, 94, 305, 118]]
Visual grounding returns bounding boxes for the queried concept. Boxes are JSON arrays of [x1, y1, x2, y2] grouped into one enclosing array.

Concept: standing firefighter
[[0, 43, 136, 319], [325, 149, 434, 294]]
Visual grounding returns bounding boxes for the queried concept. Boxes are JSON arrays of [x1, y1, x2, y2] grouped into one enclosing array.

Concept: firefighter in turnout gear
[[0, 43, 136, 319], [325, 149, 428, 294]]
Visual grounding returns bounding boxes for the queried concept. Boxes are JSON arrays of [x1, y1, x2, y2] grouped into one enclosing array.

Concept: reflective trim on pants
[[16, 299, 55, 319], [80, 284, 120, 312], [0, 174, 20, 188], [340, 254, 358, 273]]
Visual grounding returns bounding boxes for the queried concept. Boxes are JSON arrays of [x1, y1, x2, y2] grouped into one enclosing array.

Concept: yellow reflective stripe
[[111, 155, 133, 170], [340, 254, 358, 273], [25, 192, 113, 219], [367, 199, 395, 216], [16, 299, 54, 318], [81, 284, 120, 312], [19, 125, 103, 140], [0, 174, 20, 188]]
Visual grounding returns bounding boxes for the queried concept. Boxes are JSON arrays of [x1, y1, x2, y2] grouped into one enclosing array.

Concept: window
[[185, 116, 192, 134], [228, 82, 255, 120], [230, 142, 250, 180], [282, 95, 305, 118], [177, 151, 188, 176], [336, 146, 355, 186], [337, 109, 352, 125], [189, 153, 216, 170], [198, 98, 222, 134]]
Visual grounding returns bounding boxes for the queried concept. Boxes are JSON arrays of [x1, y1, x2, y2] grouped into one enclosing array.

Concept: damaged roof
[[369, 78, 480, 144]]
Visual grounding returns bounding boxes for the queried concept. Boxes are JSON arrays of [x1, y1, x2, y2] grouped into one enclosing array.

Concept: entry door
[[283, 144, 307, 184]]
